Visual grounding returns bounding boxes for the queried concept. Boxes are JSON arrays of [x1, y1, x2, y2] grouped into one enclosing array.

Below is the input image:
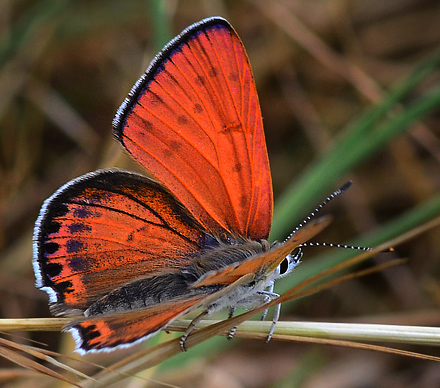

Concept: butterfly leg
[[266, 302, 281, 343], [227, 306, 237, 340], [180, 307, 213, 352], [255, 289, 280, 343], [181, 274, 257, 350], [260, 281, 275, 322]]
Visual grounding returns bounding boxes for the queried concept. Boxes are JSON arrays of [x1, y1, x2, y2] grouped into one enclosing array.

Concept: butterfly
[[33, 17, 331, 354]]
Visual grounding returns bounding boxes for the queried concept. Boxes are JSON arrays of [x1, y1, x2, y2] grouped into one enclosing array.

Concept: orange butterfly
[[33, 17, 332, 354]]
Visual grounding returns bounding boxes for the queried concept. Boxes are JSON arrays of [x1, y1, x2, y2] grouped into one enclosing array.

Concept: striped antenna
[[284, 181, 352, 242], [299, 241, 372, 251], [285, 181, 375, 252]]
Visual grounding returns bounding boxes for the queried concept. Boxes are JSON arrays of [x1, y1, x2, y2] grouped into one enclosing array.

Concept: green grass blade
[[272, 50, 440, 240]]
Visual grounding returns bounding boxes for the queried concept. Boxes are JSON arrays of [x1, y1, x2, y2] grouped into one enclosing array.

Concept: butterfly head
[[274, 248, 303, 279]]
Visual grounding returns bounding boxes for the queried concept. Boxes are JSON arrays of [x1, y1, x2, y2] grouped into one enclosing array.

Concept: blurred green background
[[1, 0, 440, 387]]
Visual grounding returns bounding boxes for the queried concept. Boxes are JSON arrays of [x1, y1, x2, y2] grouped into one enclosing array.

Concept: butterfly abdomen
[[85, 271, 205, 317]]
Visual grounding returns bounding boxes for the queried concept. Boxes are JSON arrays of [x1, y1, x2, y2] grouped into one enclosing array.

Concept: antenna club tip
[[340, 181, 352, 192]]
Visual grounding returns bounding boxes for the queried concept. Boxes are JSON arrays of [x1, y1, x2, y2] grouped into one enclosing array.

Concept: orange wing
[[192, 217, 332, 287], [113, 17, 272, 240], [33, 169, 206, 313], [67, 295, 205, 353]]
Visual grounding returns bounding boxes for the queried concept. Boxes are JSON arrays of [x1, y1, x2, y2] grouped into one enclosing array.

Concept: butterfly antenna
[[284, 181, 352, 243], [285, 181, 377, 252], [299, 241, 371, 251]]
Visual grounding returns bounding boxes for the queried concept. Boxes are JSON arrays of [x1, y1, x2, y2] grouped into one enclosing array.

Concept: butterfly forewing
[[113, 17, 272, 240], [33, 169, 206, 313]]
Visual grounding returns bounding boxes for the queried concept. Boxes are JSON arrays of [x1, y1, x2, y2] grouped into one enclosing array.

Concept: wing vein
[[203, 30, 249, 232]]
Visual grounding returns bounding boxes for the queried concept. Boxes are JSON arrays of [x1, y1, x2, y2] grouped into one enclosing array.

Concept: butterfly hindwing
[[33, 169, 206, 314], [68, 295, 206, 353], [113, 17, 272, 240]]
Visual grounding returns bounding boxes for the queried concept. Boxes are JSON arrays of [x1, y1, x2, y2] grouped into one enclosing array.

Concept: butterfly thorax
[[185, 237, 270, 279]]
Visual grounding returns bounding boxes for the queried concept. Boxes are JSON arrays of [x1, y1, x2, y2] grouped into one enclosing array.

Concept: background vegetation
[[1, 0, 440, 387]]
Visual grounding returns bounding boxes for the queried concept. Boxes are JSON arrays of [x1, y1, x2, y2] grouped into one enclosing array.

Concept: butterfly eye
[[279, 258, 290, 275], [277, 248, 303, 278]]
